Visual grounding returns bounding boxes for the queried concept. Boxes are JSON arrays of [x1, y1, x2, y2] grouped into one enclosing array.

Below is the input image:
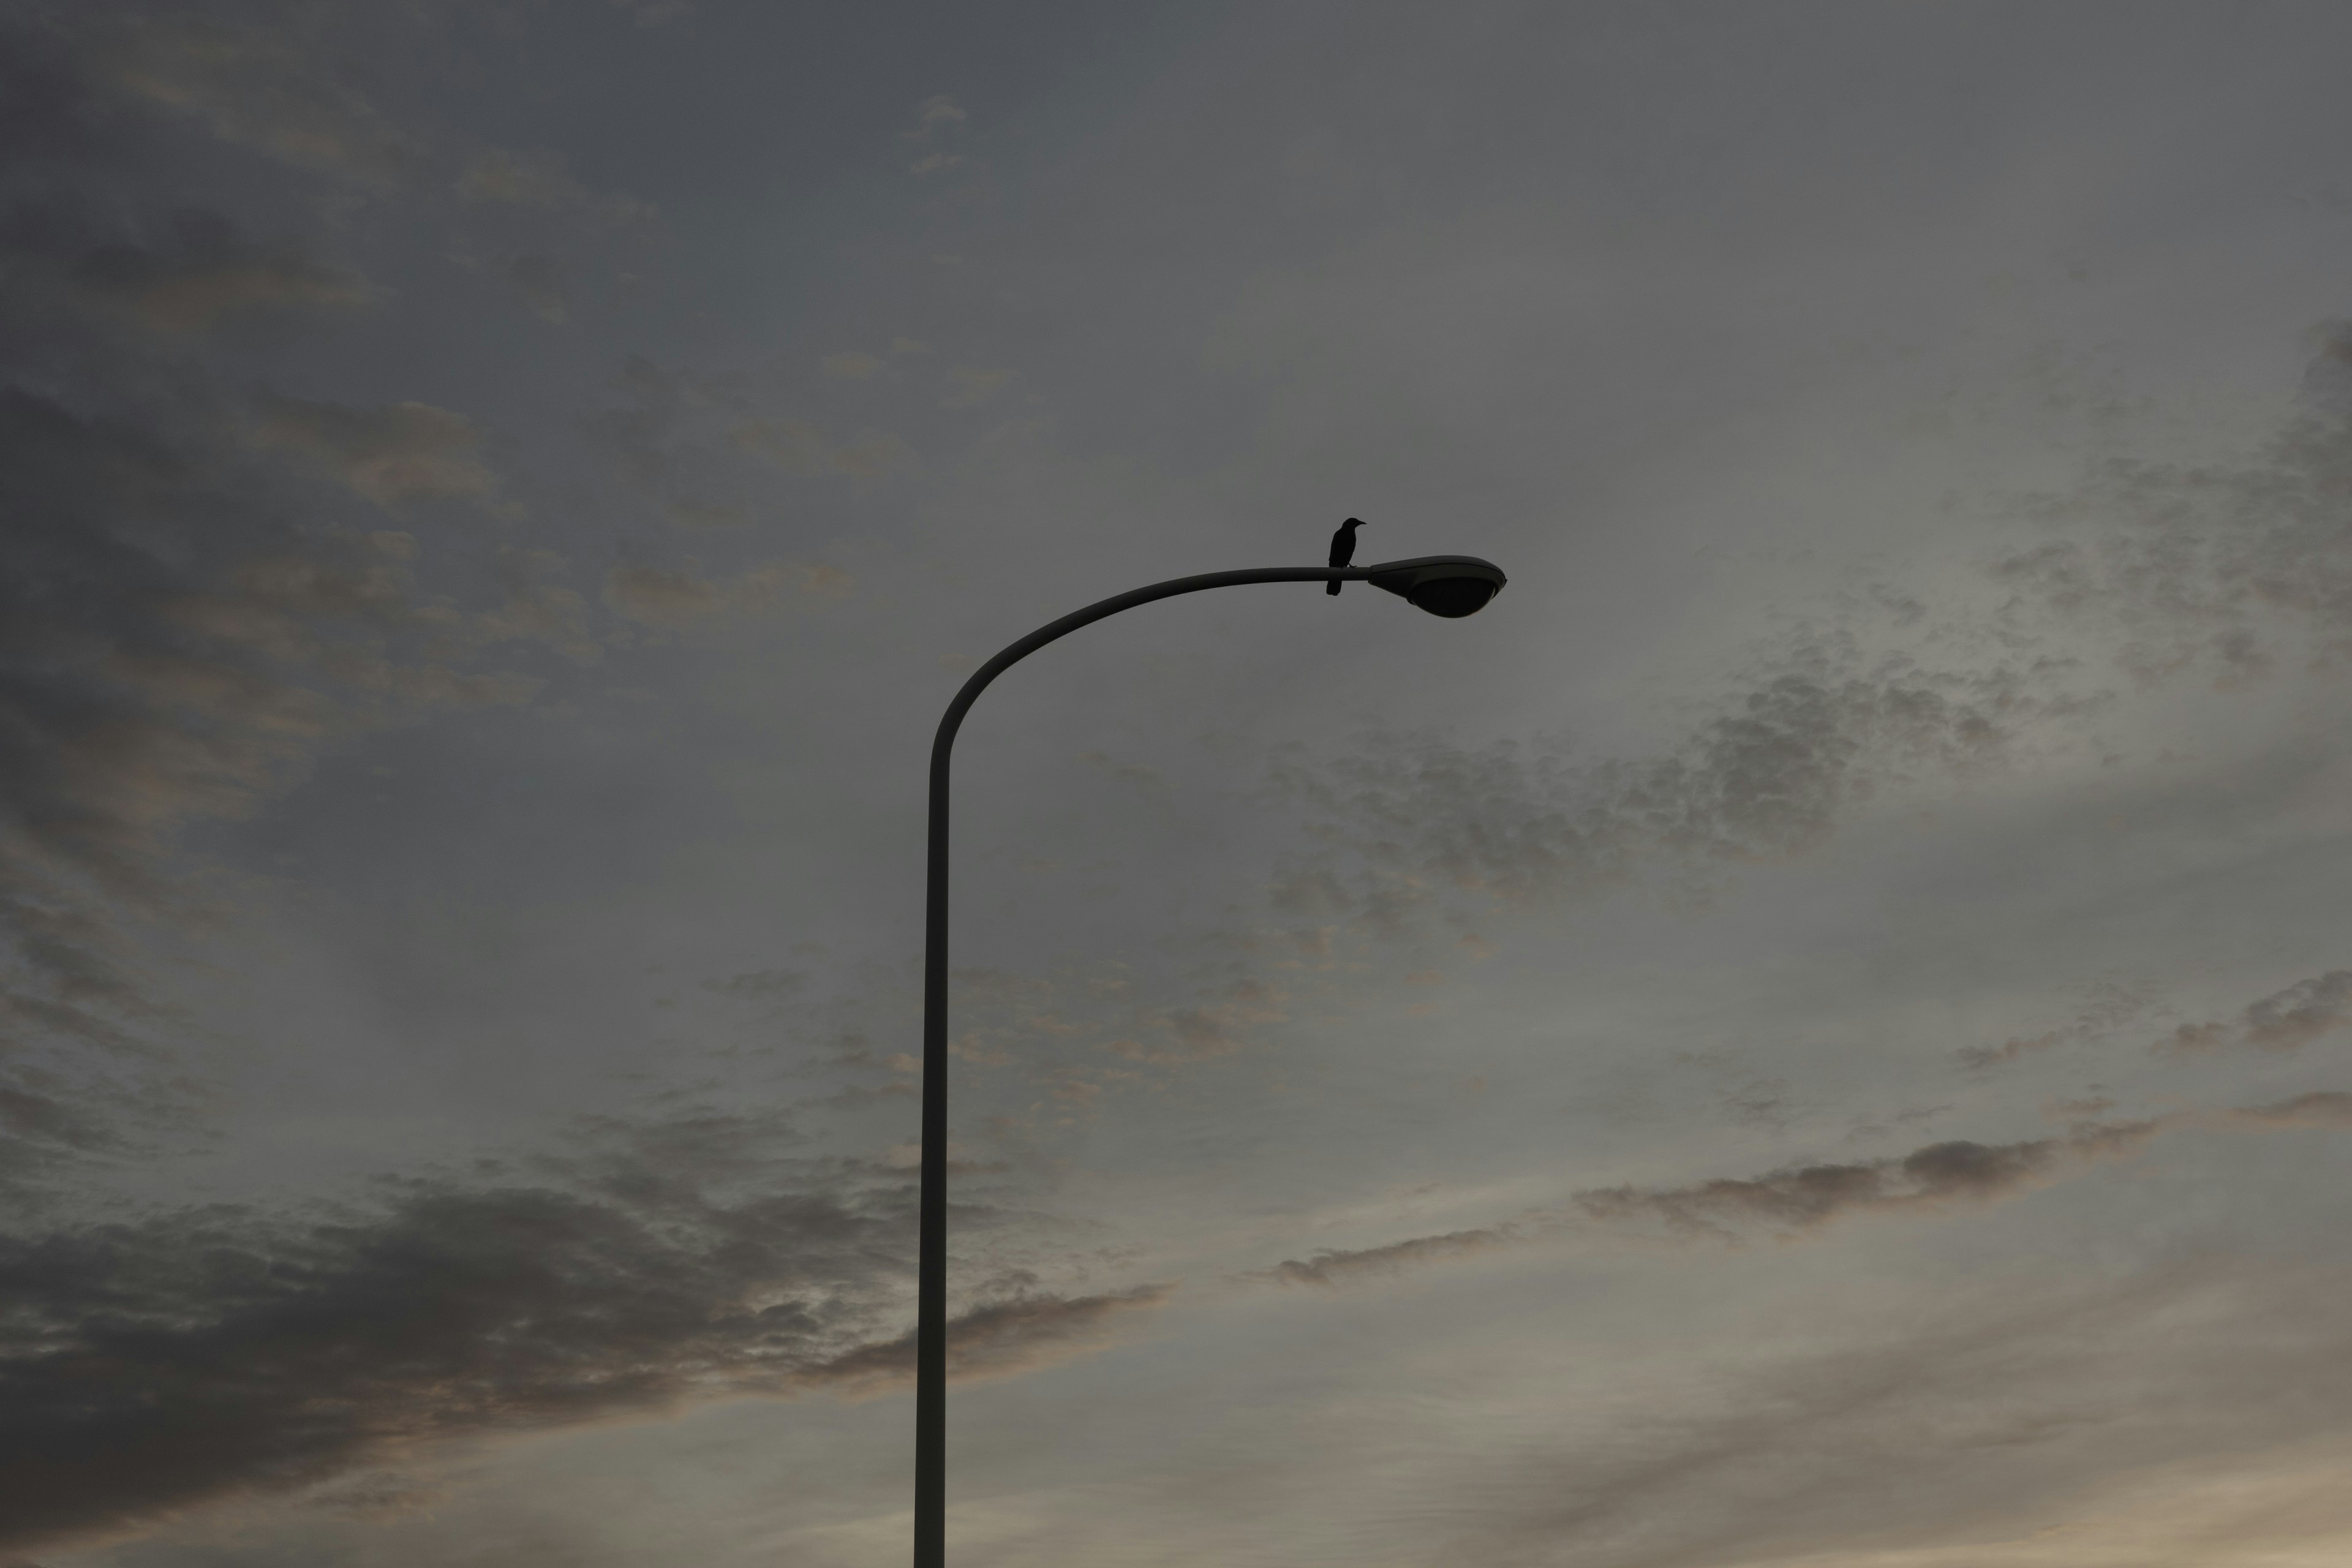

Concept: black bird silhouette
[[1326, 516, 1364, 595]]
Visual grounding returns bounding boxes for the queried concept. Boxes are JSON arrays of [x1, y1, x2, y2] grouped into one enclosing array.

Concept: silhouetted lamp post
[[914, 552, 1507, 1567]]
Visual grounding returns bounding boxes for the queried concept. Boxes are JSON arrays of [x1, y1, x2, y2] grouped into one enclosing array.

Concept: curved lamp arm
[[914, 556, 1504, 1567]]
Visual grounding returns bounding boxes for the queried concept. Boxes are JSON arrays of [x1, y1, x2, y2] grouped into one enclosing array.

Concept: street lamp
[[914, 552, 1508, 1567]]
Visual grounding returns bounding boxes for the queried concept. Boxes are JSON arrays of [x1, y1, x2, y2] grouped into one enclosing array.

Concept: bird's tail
[[1326, 579, 1341, 595]]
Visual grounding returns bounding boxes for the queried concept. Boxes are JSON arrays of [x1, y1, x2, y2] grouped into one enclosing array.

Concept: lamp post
[[914, 552, 1508, 1567]]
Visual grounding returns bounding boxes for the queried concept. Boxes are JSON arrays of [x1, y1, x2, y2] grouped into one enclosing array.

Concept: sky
[[8, 1, 2352, 1563]]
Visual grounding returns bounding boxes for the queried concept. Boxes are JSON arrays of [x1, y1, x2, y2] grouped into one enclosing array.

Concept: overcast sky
[[9, 2, 2352, 1564]]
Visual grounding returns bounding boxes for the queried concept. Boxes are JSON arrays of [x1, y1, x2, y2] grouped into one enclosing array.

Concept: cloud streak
[[0, 1119, 1171, 1556], [1576, 1120, 2165, 1242], [2161, 969, 2352, 1057], [1267, 654, 2038, 937], [1256, 1092, 2352, 1287]]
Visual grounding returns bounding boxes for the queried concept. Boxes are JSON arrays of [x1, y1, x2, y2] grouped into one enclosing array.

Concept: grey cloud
[[904, 94, 968, 175], [456, 149, 655, 227], [1266, 328, 2352, 958], [905, 95, 968, 140], [727, 417, 908, 479], [1245, 1126, 2141, 1292], [1958, 980, 2155, 1071], [2222, 1090, 2352, 1129], [0, 21, 122, 169], [577, 355, 759, 496], [666, 498, 750, 529], [806, 1281, 1176, 1395], [1254, 1226, 1521, 1289], [0, 202, 377, 336], [0, 381, 369, 1185], [0, 40, 606, 1195], [469, 549, 600, 666], [601, 560, 852, 630], [0, 1114, 1170, 1557], [247, 392, 505, 510], [1269, 654, 2034, 930], [94, 14, 426, 189], [1259, 1097, 2352, 1291], [2303, 318, 2352, 417], [1438, 1262, 2352, 1568], [2161, 968, 2352, 1056], [706, 968, 805, 1001], [579, 357, 687, 491], [940, 366, 1013, 407], [0, 1150, 903, 1553], [1575, 1120, 2163, 1241], [507, 254, 572, 325], [939, 962, 1290, 1085], [1994, 326, 2352, 686]]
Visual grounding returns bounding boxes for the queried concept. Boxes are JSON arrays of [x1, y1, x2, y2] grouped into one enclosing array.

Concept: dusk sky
[[10, 3, 2352, 1564]]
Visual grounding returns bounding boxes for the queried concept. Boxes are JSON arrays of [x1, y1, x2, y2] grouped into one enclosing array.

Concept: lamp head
[[1361, 555, 1507, 618]]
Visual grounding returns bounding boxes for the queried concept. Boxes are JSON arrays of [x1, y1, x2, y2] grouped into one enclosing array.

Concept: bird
[[1326, 517, 1364, 595]]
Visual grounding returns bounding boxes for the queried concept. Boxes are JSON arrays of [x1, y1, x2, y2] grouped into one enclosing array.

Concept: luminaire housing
[[1362, 554, 1509, 617]]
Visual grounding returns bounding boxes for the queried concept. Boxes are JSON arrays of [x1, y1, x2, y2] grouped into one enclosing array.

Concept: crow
[[1326, 516, 1363, 595]]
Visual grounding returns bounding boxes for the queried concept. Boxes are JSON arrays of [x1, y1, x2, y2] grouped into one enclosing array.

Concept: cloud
[[2161, 969, 2352, 1056], [902, 96, 970, 175], [469, 551, 600, 666], [0, 1152, 898, 1553], [0, 1110, 1169, 1556], [601, 560, 852, 629], [805, 1283, 1176, 1396], [822, 351, 888, 380], [60, 206, 375, 334], [95, 15, 425, 188], [248, 392, 504, 508], [727, 418, 907, 478], [456, 148, 654, 226], [455, 148, 586, 207], [1958, 980, 2155, 1071], [0, 21, 120, 169], [0, 383, 383, 1186], [1993, 325, 2352, 687], [0, 68, 573, 1196], [666, 499, 750, 530], [905, 95, 968, 140], [1104, 978, 1284, 1065], [507, 253, 571, 324], [1575, 1120, 2165, 1241], [0, 192, 377, 342], [578, 355, 692, 490], [1256, 1091, 2352, 1292], [941, 366, 1014, 407], [1268, 653, 2035, 933], [2221, 1090, 2352, 1129], [1255, 330, 2352, 964], [1432, 1262, 2352, 1568], [0, 387, 546, 1167], [1254, 1226, 1521, 1288], [938, 960, 1286, 1078]]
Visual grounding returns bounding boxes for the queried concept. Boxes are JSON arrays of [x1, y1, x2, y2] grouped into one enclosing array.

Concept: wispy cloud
[[1576, 1120, 2165, 1242], [0, 1110, 1166, 1556], [2160, 969, 2352, 1057]]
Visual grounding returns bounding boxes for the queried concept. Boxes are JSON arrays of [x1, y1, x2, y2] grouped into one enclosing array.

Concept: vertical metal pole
[[909, 565, 1369, 1568], [915, 723, 952, 1568]]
